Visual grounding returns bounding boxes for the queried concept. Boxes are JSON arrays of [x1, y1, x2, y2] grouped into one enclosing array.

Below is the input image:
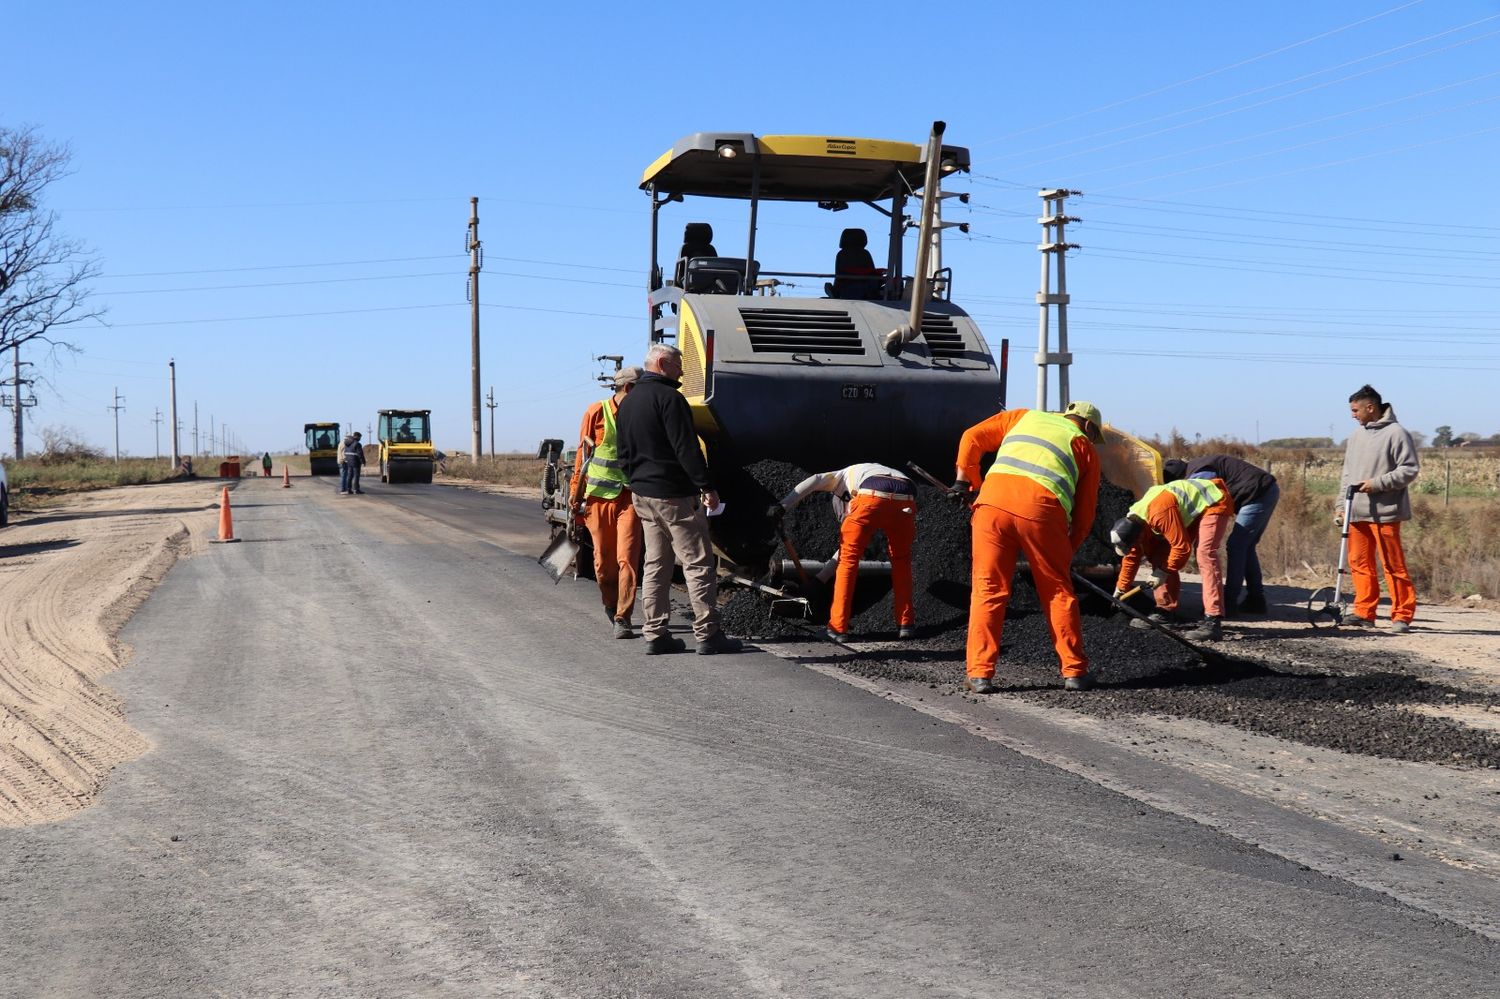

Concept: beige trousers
[[631, 494, 720, 641]]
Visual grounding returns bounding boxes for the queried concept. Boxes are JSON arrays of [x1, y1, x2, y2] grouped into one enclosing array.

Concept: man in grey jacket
[[1339, 384, 1419, 632]]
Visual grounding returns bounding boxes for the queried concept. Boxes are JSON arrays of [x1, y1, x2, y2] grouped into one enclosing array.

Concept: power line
[[993, 13, 1500, 165], [972, 1, 1430, 147]]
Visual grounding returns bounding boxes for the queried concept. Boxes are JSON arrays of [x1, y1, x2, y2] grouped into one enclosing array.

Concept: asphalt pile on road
[[714, 461, 1500, 770]]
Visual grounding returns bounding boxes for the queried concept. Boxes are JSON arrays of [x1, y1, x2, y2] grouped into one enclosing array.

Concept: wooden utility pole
[[1035, 188, 1080, 411], [486, 386, 497, 458], [109, 388, 127, 462], [467, 198, 483, 465], [168, 359, 180, 469]]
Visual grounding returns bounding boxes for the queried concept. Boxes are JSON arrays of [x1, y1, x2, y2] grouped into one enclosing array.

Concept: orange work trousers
[[1137, 535, 1181, 613], [829, 494, 915, 634], [1348, 521, 1416, 623], [583, 493, 643, 624], [967, 502, 1088, 680]]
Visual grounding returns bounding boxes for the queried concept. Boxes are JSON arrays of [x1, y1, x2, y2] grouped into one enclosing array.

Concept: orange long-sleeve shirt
[[955, 409, 1100, 552], [1116, 478, 1232, 588]]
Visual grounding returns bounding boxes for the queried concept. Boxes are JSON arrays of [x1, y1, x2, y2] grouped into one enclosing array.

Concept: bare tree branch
[[0, 124, 106, 355]]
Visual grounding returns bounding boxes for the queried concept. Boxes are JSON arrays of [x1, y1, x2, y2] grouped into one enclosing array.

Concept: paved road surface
[[2, 477, 1496, 997]]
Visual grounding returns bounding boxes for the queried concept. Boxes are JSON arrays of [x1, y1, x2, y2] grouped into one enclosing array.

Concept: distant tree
[[1261, 436, 1335, 449], [0, 124, 104, 357], [1456, 432, 1482, 445], [1433, 425, 1453, 448], [1409, 430, 1427, 448]]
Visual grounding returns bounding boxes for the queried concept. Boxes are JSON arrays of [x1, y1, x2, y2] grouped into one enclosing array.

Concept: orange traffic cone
[[212, 485, 241, 544], [282, 465, 291, 488]]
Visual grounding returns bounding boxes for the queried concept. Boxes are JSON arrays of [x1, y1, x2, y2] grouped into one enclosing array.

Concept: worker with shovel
[[953, 401, 1104, 694], [1109, 475, 1235, 641], [768, 463, 917, 645], [570, 367, 646, 639]]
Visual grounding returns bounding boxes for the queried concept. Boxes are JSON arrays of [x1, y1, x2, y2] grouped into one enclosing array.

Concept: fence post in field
[[1445, 456, 1451, 507]]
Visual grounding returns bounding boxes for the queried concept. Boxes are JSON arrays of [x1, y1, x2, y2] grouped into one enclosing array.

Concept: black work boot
[[696, 631, 743, 656], [1064, 672, 1097, 692], [645, 635, 687, 655], [1182, 616, 1222, 642]]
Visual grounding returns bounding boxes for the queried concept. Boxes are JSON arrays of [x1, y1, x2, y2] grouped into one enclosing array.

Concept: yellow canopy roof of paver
[[640, 133, 969, 202]]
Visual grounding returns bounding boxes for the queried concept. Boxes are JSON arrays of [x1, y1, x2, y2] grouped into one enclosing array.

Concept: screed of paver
[[0, 480, 222, 826]]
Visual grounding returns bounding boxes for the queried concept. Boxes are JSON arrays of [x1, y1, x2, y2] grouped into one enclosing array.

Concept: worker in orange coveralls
[[1109, 475, 1235, 643], [768, 463, 918, 645], [953, 401, 1104, 694], [569, 367, 646, 640]]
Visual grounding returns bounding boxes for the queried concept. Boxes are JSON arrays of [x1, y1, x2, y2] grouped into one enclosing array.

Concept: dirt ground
[[3, 474, 1499, 886], [0, 479, 226, 826]]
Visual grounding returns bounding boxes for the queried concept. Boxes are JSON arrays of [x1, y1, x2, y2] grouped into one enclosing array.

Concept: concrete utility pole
[[9, 347, 37, 459], [467, 197, 484, 465], [1035, 188, 1080, 411], [109, 388, 127, 462], [152, 408, 163, 460], [485, 386, 497, 458], [168, 359, 180, 469], [193, 401, 199, 456]]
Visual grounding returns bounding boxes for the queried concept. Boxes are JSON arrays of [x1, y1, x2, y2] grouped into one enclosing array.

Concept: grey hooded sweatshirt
[[1339, 404, 1419, 523]]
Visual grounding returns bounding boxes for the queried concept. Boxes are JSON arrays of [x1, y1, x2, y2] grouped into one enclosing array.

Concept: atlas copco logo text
[[825, 139, 857, 156]]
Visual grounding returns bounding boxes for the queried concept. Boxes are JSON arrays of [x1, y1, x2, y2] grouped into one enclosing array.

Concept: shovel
[[1071, 569, 1232, 668], [538, 529, 582, 583]]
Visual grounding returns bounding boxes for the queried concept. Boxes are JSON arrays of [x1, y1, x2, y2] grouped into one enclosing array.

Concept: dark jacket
[[1184, 454, 1275, 509], [341, 436, 365, 466], [615, 371, 713, 499]]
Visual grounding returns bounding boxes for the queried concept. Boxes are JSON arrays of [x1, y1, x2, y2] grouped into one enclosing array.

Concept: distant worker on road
[[1339, 383, 1419, 633], [340, 431, 365, 495], [262, 452, 273, 478], [1110, 474, 1235, 642], [616, 343, 742, 657], [1164, 454, 1280, 616], [769, 463, 917, 644], [954, 401, 1104, 694], [570, 367, 646, 639]]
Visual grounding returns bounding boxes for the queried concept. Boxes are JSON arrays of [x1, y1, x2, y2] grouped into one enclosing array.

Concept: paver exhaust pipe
[[883, 120, 946, 358]]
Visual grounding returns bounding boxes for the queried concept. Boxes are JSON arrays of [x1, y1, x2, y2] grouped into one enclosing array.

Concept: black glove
[[766, 503, 786, 523], [948, 478, 974, 504]]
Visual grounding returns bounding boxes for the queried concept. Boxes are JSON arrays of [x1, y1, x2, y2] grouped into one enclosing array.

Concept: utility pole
[[109, 388, 127, 462], [1035, 188, 1080, 411], [485, 386, 497, 458], [151, 408, 163, 460], [9, 346, 37, 459], [168, 359, 180, 469], [467, 197, 483, 465], [193, 401, 199, 456]]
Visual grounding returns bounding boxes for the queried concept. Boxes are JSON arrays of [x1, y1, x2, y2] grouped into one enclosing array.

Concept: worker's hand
[[948, 478, 974, 504], [1147, 570, 1167, 589], [1111, 588, 1124, 600], [1357, 479, 1376, 494], [1333, 510, 1344, 527], [702, 489, 721, 512], [766, 503, 786, 523]]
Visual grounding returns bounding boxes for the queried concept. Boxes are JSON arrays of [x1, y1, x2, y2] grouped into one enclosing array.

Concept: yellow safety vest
[[987, 410, 1086, 517], [1130, 479, 1224, 527], [584, 400, 628, 499]]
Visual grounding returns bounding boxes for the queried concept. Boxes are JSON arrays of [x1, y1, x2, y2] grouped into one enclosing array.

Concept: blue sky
[[7, 0, 1499, 458]]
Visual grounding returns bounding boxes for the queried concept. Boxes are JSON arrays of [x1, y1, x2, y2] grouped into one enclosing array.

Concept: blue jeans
[[1224, 482, 1279, 605], [340, 462, 361, 493]]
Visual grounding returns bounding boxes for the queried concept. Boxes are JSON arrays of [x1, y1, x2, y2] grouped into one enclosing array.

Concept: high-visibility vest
[[987, 410, 1086, 517], [584, 400, 628, 499], [1130, 478, 1224, 528]]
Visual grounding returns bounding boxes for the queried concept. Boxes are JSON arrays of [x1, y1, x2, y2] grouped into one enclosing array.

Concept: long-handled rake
[[1307, 485, 1358, 628]]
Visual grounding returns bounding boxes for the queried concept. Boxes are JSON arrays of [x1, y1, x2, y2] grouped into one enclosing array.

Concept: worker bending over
[[954, 401, 1104, 693], [1110, 475, 1234, 642], [769, 464, 917, 644], [569, 367, 646, 639]]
